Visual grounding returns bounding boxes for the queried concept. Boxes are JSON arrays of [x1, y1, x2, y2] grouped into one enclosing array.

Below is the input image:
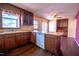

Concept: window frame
[[2, 10, 21, 29]]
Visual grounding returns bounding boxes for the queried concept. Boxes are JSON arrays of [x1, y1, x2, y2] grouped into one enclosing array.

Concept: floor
[[5, 43, 52, 56]]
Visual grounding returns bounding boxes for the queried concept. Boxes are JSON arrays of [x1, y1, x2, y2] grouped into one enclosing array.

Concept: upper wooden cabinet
[[23, 10, 33, 25], [56, 19, 68, 37]]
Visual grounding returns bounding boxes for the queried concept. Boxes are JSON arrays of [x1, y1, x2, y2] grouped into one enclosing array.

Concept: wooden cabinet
[[28, 13, 33, 25], [0, 32, 31, 52], [0, 35, 4, 52], [15, 33, 24, 47], [23, 10, 33, 25], [23, 32, 31, 44], [57, 19, 68, 37], [15, 32, 31, 47], [31, 32, 36, 44], [45, 34, 61, 55], [4, 34, 15, 51]]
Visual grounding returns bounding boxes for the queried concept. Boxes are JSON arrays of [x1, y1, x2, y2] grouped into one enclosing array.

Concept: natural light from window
[[49, 20, 57, 32], [2, 13, 19, 28]]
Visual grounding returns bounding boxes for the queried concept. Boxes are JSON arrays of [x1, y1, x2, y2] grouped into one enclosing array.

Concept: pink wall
[[76, 12, 79, 44]]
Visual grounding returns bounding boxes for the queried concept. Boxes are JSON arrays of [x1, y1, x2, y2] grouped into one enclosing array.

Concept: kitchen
[[0, 3, 79, 56]]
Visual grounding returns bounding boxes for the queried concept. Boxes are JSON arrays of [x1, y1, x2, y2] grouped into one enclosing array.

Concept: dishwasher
[[36, 32, 45, 49]]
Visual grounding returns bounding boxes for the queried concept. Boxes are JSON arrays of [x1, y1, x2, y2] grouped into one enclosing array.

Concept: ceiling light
[[47, 16, 53, 20]]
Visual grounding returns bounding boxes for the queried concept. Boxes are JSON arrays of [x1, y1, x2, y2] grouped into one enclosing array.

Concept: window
[[2, 12, 20, 28], [33, 20, 38, 30], [42, 22, 47, 33], [49, 20, 56, 32]]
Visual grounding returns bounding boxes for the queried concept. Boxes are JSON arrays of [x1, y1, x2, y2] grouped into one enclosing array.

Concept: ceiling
[[11, 3, 79, 20]]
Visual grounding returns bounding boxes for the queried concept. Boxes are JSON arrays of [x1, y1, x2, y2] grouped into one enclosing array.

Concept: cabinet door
[[23, 32, 30, 44], [45, 36, 58, 54], [4, 34, 15, 51], [25, 32, 31, 43], [23, 11, 33, 25], [23, 12, 29, 25], [28, 13, 33, 25], [31, 32, 36, 44], [0, 35, 4, 52], [15, 33, 24, 47]]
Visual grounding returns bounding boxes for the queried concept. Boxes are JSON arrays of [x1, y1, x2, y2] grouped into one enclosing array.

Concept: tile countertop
[[32, 31, 64, 36], [0, 30, 64, 36], [45, 32, 64, 36], [0, 31, 31, 35]]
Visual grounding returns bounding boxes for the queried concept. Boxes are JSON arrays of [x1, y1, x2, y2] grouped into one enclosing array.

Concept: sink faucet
[[11, 29, 14, 31]]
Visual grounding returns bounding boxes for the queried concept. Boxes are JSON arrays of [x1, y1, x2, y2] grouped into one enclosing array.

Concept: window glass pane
[[2, 13, 19, 28], [49, 20, 57, 32], [2, 13, 18, 19], [34, 20, 38, 29], [42, 22, 47, 33]]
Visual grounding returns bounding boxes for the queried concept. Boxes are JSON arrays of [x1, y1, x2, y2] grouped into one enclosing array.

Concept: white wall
[[68, 18, 76, 38]]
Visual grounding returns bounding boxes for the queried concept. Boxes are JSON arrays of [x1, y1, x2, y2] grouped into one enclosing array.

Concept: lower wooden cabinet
[[31, 32, 36, 44], [0, 32, 31, 52], [45, 34, 61, 55], [4, 34, 15, 51], [15, 32, 31, 47], [0, 35, 4, 53], [15, 33, 24, 47], [24, 32, 31, 43]]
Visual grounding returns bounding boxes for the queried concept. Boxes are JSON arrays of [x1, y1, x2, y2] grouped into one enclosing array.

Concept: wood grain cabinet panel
[[57, 19, 68, 37], [45, 37, 57, 54], [4, 34, 15, 51], [15, 33, 24, 47], [45, 34, 61, 55], [15, 32, 31, 47], [0, 32, 31, 52], [31, 32, 36, 44], [23, 10, 33, 25], [0, 35, 4, 53], [22, 32, 30, 44]]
